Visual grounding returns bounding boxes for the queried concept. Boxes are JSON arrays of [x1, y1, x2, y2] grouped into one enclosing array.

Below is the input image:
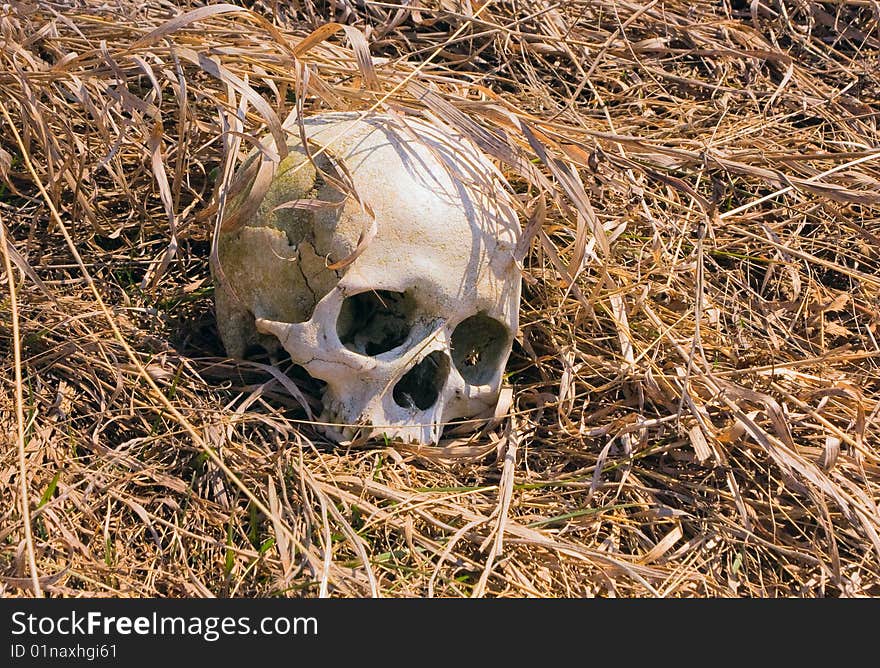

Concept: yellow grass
[[1, 0, 879, 597]]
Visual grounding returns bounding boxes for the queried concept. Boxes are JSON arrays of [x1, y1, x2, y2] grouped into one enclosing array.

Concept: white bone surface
[[214, 112, 521, 444]]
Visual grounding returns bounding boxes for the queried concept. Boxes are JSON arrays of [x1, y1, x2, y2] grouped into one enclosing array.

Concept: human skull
[[213, 112, 521, 444]]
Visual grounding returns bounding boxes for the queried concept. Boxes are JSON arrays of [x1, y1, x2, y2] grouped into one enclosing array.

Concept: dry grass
[[1, 0, 879, 598]]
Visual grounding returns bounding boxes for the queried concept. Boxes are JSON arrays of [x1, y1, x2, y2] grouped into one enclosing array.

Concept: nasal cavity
[[337, 290, 416, 356], [393, 351, 450, 411]]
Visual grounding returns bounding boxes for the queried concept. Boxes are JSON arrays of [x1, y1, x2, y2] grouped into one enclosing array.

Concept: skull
[[213, 112, 521, 444]]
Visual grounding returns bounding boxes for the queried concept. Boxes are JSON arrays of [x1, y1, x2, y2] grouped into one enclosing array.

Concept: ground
[[1, 0, 879, 597]]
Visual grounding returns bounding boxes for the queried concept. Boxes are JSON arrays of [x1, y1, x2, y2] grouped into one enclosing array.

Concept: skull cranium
[[213, 112, 521, 444]]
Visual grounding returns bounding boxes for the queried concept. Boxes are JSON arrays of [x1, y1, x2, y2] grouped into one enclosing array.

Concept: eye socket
[[336, 290, 417, 356], [451, 313, 510, 385]]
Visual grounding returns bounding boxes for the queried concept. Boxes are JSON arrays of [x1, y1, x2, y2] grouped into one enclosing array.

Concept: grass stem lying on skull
[[212, 112, 522, 445]]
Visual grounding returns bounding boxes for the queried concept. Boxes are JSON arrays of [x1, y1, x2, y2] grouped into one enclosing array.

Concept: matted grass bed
[[1, 0, 879, 597]]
